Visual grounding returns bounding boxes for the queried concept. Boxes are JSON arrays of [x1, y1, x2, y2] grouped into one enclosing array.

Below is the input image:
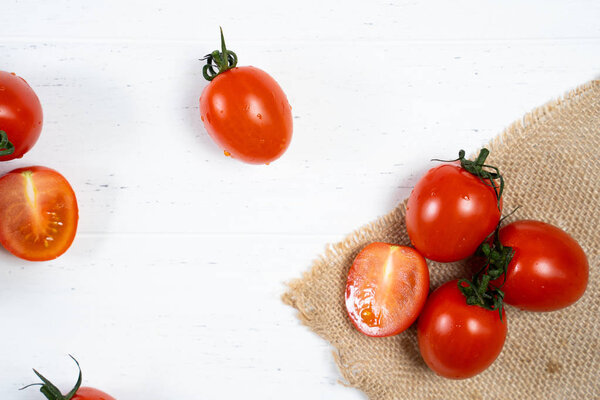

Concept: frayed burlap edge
[[282, 80, 600, 399]]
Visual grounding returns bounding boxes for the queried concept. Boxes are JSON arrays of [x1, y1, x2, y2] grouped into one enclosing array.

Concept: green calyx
[[434, 148, 504, 211], [0, 130, 15, 156], [458, 229, 513, 320], [201, 27, 238, 81], [434, 148, 513, 319], [20, 355, 82, 400], [457, 207, 520, 320], [458, 148, 504, 211]]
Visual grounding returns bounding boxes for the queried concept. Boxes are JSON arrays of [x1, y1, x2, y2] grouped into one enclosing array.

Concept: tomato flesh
[[345, 243, 430, 337], [0, 71, 43, 161], [417, 280, 507, 379], [72, 387, 116, 400], [199, 66, 293, 164], [406, 163, 501, 262], [492, 220, 588, 311], [0, 166, 78, 261]]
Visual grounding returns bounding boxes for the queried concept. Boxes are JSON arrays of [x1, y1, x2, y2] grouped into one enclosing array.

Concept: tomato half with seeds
[[417, 280, 507, 379], [345, 242, 430, 337], [492, 220, 588, 311], [406, 150, 502, 263], [0, 70, 43, 161], [199, 29, 292, 164], [0, 166, 78, 261]]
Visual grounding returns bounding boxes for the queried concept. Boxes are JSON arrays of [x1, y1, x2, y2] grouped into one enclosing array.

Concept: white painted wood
[[0, 1, 598, 398], [3, 0, 600, 42]]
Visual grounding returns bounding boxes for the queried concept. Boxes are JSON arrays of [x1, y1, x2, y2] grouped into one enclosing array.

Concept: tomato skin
[[406, 163, 501, 262], [345, 243, 430, 337], [0, 166, 78, 261], [0, 71, 43, 161], [492, 220, 588, 311], [199, 66, 293, 164], [72, 387, 116, 400], [417, 280, 507, 379]]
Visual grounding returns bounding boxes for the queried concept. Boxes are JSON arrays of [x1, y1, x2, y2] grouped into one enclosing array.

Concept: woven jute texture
[[283, 81, 600, 400]]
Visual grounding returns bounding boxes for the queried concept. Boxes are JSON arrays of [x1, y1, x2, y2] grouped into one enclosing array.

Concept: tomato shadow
[[396, 326, 429, 371], [386, 163, 430, 213], [179, 55, 225, 160], [0, 245, 16, 260], [0, 160, 25, 177]]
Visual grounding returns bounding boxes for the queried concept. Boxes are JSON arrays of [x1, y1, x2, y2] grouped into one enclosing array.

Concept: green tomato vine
[[20, 355, 82, 400], [0, 130, 15, 156], [201, 27, 238, 81], [435, 148, 514, 320]]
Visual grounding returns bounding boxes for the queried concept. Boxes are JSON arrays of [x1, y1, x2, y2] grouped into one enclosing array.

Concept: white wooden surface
[[1, 1, 599, 398]]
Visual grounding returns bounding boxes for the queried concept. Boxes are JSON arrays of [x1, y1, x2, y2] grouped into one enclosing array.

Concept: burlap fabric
[[283, 81, 600, 399]]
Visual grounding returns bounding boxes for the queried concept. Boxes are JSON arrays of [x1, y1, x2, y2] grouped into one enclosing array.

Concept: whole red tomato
[[71, 387, 116, 400], [345, 243, 430, 337], [199, 29, 292, 164], [0, 166, 78, 261], [492, 220, 588, 311], [417, 280, 507, 379], [406, 150, 502, 262], [25, 357, 115, 400], [0, 71, 43, 161]]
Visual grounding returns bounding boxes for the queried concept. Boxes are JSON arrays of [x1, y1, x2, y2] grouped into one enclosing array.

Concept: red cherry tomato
[[0, 166, 78, 261], [199, 29, 292, 164], [406, 163, 501, 262], [417, 280, 507, 379], [345, 243, 430, 337], [491, 220, 588, 311], [0, 71, 43, 161], [200, 67, 292, 164], [72, 387, 116, 400]]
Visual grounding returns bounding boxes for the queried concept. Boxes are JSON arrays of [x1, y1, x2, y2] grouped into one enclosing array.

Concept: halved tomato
[[345, 243, 430, 337], [0, 166, 78, 261]]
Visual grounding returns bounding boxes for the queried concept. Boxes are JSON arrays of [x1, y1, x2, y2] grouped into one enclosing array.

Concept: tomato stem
[[0, 130, 15, 156], [457, 214, 516, 320], [201, 27, 238, 81], [434, 149, 513, 319], [433, 148, 504, 211], [20, 355, 82, 400]]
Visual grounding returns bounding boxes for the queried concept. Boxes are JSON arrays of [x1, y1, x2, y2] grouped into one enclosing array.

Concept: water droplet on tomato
[[463, 195, 470, 200], [257, 113, 262, 120]]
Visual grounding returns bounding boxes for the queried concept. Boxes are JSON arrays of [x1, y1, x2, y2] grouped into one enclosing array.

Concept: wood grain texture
[[0, 1, 599, 399]]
